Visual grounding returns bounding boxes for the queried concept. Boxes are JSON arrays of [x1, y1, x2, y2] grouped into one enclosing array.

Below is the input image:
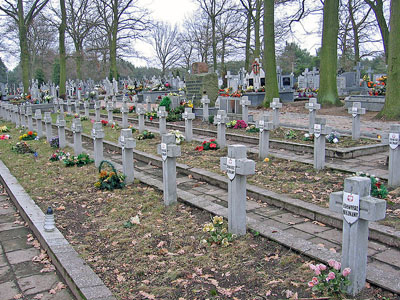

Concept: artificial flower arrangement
[[355, 172, 388, 199], [195, 139, 219, 151], [326, 132, 340, 144], [12, 141, 35, 154], [0, 125, 10, 133], [19, 131, 37, 141], [137, 130, 155, 140], [170, 130, 185, 144], [0, 134, 10, 140], [94, 160, 125, 191], [246, 125, 259, 133], [101, 120, 108, 126], [226, 120, 248, 129]]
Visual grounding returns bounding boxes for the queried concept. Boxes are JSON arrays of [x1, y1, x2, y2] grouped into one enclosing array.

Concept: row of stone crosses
[[0, 97, 393, 296]]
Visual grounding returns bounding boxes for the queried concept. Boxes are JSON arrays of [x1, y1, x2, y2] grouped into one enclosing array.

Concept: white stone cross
[[220, 145, 255, 235], [389, 124, 400, 187], [313, 117, 332, 170], [240, 96, 251, 123], [119, 128, 136, 184], [329, 177, 386, 296], [214, 110, 229, 148], [348, 102, 366, 140], [157, 134, 181, 206], [305, 97, 321, 133], [257, 115, 274, 159], [269, 98, 282, 128], [201, 94, 210, 122], [158, 106, 168, 135], [92, 122, 105, 167]]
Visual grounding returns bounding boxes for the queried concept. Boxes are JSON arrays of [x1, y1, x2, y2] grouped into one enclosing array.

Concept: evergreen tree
[[0, 57, 7, 84]]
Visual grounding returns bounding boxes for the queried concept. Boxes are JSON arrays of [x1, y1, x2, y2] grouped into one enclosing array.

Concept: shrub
[[159, 96, 171, 111], [246, 125, 259, 133], [63, 153, 94, 167], [208, 115, 214, 124]]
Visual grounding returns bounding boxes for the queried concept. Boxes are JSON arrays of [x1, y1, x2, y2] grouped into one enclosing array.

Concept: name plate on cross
[[314, 124, 321, 138], [161, 143, 167, 161], [71, 123, 76, 133], [216, 115, 221, 125], [226, 158, 236, 180], [389, 133, 399, 150], [342, 192, 360, 224], [259, 120, 264, 132], [351, 106, 358, 117]]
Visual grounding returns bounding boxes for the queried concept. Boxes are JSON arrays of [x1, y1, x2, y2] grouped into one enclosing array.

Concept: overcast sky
[[0, 0, 386, 70]]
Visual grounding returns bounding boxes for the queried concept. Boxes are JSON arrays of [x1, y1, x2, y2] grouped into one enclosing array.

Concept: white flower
[[305, 133, 310, 138], [130, 215, 140, 225], [333, 138, 339, 143]]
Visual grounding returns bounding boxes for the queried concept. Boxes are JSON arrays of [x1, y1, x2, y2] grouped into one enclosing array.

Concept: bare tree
[[151, 22, 180, 77], [0, 0, 50, 93], [196, 0, 232, 72], [95, 0, 150, 80], [176, 32, 195, 71], [66, 0, 99, 79], [182, 12, 212, 64]]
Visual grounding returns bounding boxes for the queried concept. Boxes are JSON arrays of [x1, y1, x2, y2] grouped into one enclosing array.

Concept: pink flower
[[314, 268, 321, 276], [328, 259, 336, 267], [308, 281, 314, 287], [312, 277, 319, 284], [342, 268, 351, 277], [334, 261, 341, 271], [327, 272, 336, 280], [309, 264, 317, 271], [318, 264, 327, 271], [91, 119, 94, 123]]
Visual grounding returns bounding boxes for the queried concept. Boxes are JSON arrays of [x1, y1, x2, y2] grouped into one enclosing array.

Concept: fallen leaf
[[56, 205, 65, 211], [117, 274, 125, 282], [139, 291, 156, 300], [157, 241, 166, 248], [312, 221, 326, 227]]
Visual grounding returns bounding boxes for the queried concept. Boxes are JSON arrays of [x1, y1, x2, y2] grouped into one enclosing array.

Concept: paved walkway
[[0, 191, 75, 300]]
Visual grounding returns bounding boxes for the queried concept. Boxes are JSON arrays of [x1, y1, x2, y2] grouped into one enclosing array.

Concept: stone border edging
[[0, 160, 116, 300], [69, 127, 399, 248], [91, 112, 386, 159]]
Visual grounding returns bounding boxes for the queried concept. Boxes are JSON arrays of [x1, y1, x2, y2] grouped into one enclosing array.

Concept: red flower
[[375, 182, 381, 189], [28, 131, 33, 135], [210, 139, 216, 142], [150, 116, 153, 121], [197, 146, 204, 151], [210, 143, 216, 148], [202, 141, 207, 145]]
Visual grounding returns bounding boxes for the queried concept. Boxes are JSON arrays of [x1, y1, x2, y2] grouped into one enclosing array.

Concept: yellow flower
[[213, 216, 223, 225], [203, 222, 214, 232], [221, 228, 227, 234], [23, 134, 28, 138], [221, 238, 229, 247], [264, 157, 270, 162], [94, 182, 101, 188], [19, 136, 22, 140]]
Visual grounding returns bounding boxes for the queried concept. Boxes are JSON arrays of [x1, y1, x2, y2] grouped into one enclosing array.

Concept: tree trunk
[[110, 0, 118, 80], [366, 0, 389, 63], [348, 0, 360, 64], [17, 0, 29, 94], [318, 0, 341, 106], [263, 0, 279, 105], [254, 0, 262, 58], [75, 45, 83, 80], [379, 0, 400, 119], [59, 0, 67, 97], [211, 17, 217, 72], [245, 10, 251, 72]]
